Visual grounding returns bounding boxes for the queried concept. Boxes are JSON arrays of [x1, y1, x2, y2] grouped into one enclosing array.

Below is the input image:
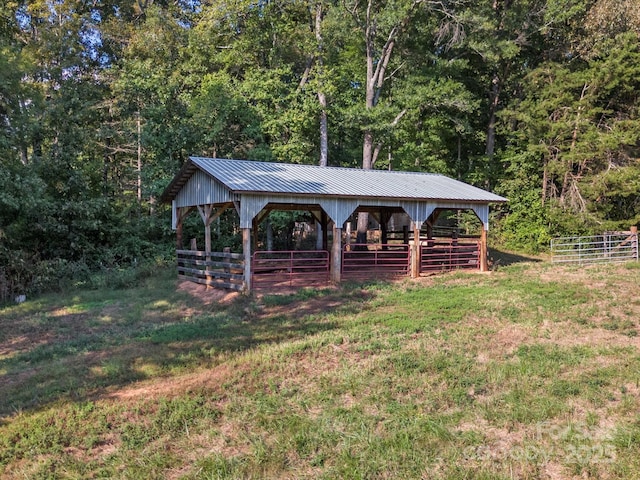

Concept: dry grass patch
[[3, 262, 640, 478]]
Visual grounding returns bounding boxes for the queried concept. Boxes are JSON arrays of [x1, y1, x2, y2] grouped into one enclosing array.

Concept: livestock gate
[[551, 228, 639, 265]]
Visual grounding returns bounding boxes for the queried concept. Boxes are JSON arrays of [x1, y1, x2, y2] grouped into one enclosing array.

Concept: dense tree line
[[1, 0, 639, 298]]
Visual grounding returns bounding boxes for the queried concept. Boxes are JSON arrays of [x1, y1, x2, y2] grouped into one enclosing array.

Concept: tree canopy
[[2, 0, 640, 297]]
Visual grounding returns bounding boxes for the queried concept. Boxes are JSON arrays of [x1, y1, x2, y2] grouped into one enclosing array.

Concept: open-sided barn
[[161, 157, 507, 292]]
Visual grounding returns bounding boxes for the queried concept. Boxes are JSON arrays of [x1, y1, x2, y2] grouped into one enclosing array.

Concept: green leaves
[[503, 30, 640, 233]]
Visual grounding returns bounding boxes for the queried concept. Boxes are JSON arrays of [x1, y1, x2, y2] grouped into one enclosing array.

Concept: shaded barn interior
[[161, 157, 507, 292]]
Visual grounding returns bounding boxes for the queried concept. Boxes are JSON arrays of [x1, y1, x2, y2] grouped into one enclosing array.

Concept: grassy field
[[1, 258, 640, 479]]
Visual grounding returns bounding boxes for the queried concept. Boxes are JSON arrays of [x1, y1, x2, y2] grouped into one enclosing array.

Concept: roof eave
[[160, 159, 196, 204], [234, 190, 507, 204]]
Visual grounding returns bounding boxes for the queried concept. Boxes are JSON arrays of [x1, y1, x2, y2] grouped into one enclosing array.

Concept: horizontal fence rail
[[551, 232, 639, 265], [252, 250, 330, 288], [342, 244, 410, 279], [420, 240, 480, 273], [177, 249, 244, 291]]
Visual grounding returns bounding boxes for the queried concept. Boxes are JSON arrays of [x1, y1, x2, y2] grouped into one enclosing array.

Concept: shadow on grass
[[489, 248, 544, 268], [0, 277, 382, 418]]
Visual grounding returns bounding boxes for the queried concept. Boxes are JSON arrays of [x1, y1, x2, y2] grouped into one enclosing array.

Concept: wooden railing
[[252, 250, 330, 288], [176, 250, 244, 291], [420, 240, 480, 273], [342, 244, 410, 279]]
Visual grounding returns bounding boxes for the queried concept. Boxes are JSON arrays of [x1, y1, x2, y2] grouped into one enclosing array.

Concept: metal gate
[[252, 250, 330, 288], [342, 244, 410, 280], [420, 240, 480, 273], [551, 232, 639, 265]]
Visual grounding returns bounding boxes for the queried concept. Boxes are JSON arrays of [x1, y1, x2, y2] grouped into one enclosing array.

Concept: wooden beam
[[195, 204, 232, 255], [196, 205, 214, 287], [411, 222, 421, 278], [176, 208, 184, 250], [322, 211, 329, 251], [426, 209, 442, 230], [380, 209, 392, 246], [175, 206, 194, 250], [243, 228, 252, 292], [309, 209, 323, 224], [331, 226, 342, 283], [480, 227, 488, 272], [254, 208, 271, 226]]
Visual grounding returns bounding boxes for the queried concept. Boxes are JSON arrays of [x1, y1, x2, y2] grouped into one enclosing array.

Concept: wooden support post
[[380, 209, 389, 248], [205, 223, 212, 289], [204, 225, 211, 253], [631, 226, 638, 260], [345, 222, 351, 251], [321, 211, 329, 251], [315, 220, 323, 250], [479, 227, 488, 272], [223, 247, 231, 276], [411, 223, 421, 278], [331, 226, 342, 283], [243, 228, 251, 293], [252, 219, 259, 251], [175, 206, 194, 252], [176, 207, 184, 250], [197, 205, 215, 288]]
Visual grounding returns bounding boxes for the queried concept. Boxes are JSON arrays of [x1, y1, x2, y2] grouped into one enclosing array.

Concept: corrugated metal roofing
[[163, 157, 507, 203]]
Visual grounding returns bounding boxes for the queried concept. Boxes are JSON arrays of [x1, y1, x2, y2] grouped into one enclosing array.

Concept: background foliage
[[1, 0, 640, 298]]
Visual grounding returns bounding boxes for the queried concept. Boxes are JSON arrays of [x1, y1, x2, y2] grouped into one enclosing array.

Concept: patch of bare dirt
[[177, 281, 241, 306], [537, 322, 640, 350]]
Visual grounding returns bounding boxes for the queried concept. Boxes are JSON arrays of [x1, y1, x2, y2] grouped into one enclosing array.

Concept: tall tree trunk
[[353, 0, 415, 245], [486, 74, 500, 159], [316, 2, 328, 168], [356, 130, 375, 244], [315, 2, 329, 249], [136, 109, 142, 202]]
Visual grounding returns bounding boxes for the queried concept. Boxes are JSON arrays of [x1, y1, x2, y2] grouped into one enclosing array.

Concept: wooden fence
[[176, 250, 244, 291]]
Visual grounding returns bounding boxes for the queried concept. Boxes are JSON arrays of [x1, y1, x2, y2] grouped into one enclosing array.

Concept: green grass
[[2, 261, 640, 478]]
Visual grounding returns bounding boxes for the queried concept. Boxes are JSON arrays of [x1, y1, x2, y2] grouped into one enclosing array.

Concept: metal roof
[[162, 157, 507, 204]]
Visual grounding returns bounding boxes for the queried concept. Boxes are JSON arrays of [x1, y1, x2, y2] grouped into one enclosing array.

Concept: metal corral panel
[[175, 169, 234, 207], [181, 157, 507, 203]]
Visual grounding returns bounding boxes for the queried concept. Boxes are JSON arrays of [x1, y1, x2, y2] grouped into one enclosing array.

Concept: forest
[[1, 0, 640, 299]]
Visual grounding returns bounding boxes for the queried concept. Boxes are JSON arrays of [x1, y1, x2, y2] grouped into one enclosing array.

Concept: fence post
[[479, 228, 488, 272], [411, 223, 421, 278], [243, 228, 251, 293], [331, 226, 342, 283], [223, 247, 231, 277], [579, 237, 582, 265], [632, 226, 638, 261]]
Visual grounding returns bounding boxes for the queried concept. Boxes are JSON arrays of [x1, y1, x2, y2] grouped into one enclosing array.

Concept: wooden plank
[[178, 274, 243, 291], [176, 249, 244, 260], [177, 258, 244, 270], [177, 266, 244, 281]]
